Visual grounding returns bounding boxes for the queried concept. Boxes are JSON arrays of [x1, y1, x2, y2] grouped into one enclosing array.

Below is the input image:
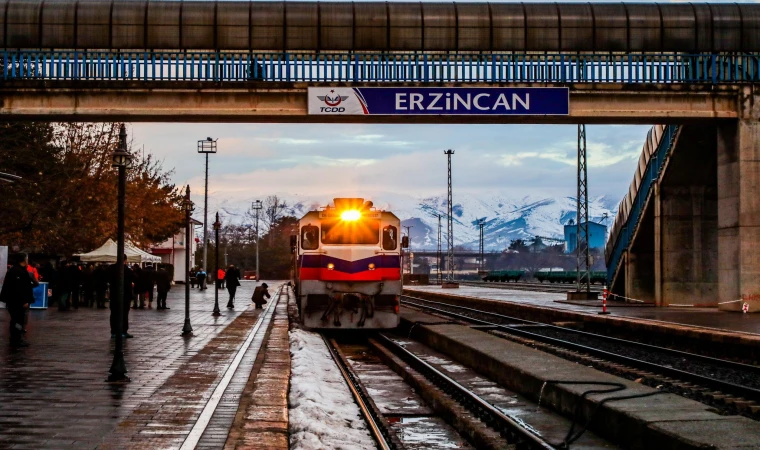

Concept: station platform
[[405, 284, 760, 336], [0, 280, 289, 450]]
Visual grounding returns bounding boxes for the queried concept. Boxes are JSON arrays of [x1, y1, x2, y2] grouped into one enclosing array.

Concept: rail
[[402, 295, 760, 403], [605, 125, 680, 287], [2, 51, 759, 84]]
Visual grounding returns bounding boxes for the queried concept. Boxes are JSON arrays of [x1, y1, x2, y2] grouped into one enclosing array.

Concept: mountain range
[[213, 191, 617, 252]]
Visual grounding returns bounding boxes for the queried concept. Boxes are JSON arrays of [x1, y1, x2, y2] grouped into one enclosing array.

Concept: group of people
[[2, 255, 271, 348]]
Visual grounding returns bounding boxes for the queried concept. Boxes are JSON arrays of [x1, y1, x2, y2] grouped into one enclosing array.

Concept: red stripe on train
[[299, 267, 401, 281]]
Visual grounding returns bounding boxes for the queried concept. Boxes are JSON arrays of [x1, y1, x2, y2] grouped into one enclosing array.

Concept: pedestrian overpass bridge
[[2, 1, 760, 311]]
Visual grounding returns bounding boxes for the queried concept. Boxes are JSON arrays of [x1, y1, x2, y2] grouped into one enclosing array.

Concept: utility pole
[[435, 213, 442, 284], [576, 125, 592, 296], [478, 219, 485, 271], [444, 149, 458, 287], [403, 225, 413, 274], [197, 138, 217, 273], [252, 200, 262, 281]]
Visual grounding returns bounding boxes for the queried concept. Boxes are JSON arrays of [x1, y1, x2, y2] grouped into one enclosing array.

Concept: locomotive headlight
[[341, 210, 361, 221], [327, 263, 335, 270], [368, 263, 376, 271]]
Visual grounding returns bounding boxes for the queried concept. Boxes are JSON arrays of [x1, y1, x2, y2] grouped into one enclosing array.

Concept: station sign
[[308, 87, 569, 116]]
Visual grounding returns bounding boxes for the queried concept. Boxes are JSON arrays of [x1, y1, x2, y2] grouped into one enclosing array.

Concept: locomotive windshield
[[321, 218, 380, 245]]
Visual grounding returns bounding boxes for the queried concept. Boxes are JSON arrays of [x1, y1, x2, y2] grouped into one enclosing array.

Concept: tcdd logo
[[317, 90, 348, 113]]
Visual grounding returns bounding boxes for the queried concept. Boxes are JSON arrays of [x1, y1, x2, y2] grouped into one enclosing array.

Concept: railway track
[[402, 295, 760, 418], [460, 280, 602, 294], [324, 332, 561, 450]]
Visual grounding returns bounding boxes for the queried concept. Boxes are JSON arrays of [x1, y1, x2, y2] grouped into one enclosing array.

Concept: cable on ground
[[538, 380, 666, 449]]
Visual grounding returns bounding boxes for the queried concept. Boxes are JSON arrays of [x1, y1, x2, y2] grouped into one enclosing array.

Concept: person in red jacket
[[217, 268, 226, 289]]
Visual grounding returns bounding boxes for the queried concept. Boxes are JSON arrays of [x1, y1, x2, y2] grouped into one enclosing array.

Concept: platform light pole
[[478, 219, 485, 271], [212, 212, 221, 317], [403, 225, 413, 274], [108, 123, 132, 383], [182, 186, 194, 336], [197, 138, 217, 274], [252, 200, 262, 281]]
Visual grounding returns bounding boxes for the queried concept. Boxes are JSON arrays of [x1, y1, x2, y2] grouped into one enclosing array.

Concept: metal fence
[[2, 51, 759, 84], [605, 124, 680, 287]]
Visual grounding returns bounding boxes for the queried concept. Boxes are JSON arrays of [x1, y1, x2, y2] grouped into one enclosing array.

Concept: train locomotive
[[291, 198, 406, 329]]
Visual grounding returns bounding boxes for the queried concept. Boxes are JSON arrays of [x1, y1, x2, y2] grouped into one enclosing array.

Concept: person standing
[[155, 266, 171, 310], [196, 268, 207, 291], [82, 264, 95, 307], [130, 264, 142, 308], [138, 263, 156, 309], [217, 267, 226, 289], [0, 253, 36, 347], [225, 265, 240, 308], [109, 257, 135, 338], [68, 262, 82, 309], [251, 282, 270, 309], [190, 267, 197, 288], [57, 261, 72, 311], [93, 264, 108, 309]]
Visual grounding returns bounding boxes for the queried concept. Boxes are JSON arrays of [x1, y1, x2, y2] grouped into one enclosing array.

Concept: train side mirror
[[401, 236, 409, 249]]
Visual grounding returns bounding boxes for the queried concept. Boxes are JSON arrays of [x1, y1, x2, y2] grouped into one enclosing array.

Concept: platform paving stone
[[0, 280, 272, 449]]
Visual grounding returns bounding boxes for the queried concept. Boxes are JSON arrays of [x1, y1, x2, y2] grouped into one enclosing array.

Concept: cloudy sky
[[129, 0, 752, 217]]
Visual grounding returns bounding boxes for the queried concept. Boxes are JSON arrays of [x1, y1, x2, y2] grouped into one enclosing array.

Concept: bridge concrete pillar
[[624, 249, 655, 303], [717, 119, 760, 312], [654, 184, 718, 307]]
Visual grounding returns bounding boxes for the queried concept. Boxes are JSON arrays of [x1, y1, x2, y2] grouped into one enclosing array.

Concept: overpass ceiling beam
[[1, 1, 759, 53]]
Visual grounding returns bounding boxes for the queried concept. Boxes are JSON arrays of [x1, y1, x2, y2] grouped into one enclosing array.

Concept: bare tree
[[262, 195, 288, 244]]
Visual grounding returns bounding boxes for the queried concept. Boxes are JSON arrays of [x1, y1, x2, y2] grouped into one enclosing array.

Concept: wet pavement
[[0, 280, 275, 449], [406, 285, 760, 335]]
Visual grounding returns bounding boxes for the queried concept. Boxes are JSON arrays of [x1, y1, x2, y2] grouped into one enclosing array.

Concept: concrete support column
[[718, 120, 760, 312], [656, 184, 717, 307], [625, 249, 655, 303]]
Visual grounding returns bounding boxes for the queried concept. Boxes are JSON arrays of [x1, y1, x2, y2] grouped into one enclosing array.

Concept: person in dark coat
[[130, 264, 142, 308], [56, 261, 72, 311], [93, 264, 108, 309], [109, 257, 135, 338], [138, 263, 156, 309], [251, 283, 270, 309], [190, 268, 197, 288], [82, 264, 95, 307], [155, 267, 171, 310], [225, 265, 241, 308], [0, 253, 37, 347], [68, 262, 82, 309]]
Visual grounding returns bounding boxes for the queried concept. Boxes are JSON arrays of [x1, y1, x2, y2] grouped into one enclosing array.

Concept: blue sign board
[[308, 87, 569, 116]]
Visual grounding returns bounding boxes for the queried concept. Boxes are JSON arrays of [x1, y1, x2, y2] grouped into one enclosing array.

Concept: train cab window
[[301, 225, 319, 250], [321, 219, 380, 245], [382, 226, 398, 250]]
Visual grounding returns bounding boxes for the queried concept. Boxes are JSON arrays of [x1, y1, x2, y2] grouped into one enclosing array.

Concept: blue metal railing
[[1, 51, 759, 83], [606, 125, 680, 286]]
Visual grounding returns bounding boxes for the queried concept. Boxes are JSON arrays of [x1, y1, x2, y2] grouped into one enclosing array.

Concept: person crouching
[[251, 283, 270, 309]]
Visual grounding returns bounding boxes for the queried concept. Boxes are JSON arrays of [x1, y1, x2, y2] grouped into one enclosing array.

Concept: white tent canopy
[[75, 239, 161, 264]]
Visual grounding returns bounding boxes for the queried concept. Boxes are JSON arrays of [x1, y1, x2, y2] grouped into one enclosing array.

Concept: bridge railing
[[1, 51, 758, 84], [604, 124, 680, 288]]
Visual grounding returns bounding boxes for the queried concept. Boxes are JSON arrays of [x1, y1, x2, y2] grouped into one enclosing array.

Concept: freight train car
[[291, 198, 407, 329]]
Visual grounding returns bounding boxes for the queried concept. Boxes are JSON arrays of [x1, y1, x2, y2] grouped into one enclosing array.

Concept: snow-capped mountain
[[211, 192, 616, 252]]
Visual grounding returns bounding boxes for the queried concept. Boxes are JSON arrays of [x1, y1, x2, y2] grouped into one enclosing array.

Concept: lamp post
[[197, 138, 217, 275], [182, 186, 194, 336], [212, 212, 221, 316], [252, 200, 262, 281], [108, 123, 132, 383]]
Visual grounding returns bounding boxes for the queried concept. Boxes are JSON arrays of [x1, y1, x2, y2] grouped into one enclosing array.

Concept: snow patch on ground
[[289, 329, 375, 450]]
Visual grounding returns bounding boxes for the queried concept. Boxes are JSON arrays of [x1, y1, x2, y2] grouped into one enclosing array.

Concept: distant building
[[150, 218, 201, 282], [564, 220, 607, 253]]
